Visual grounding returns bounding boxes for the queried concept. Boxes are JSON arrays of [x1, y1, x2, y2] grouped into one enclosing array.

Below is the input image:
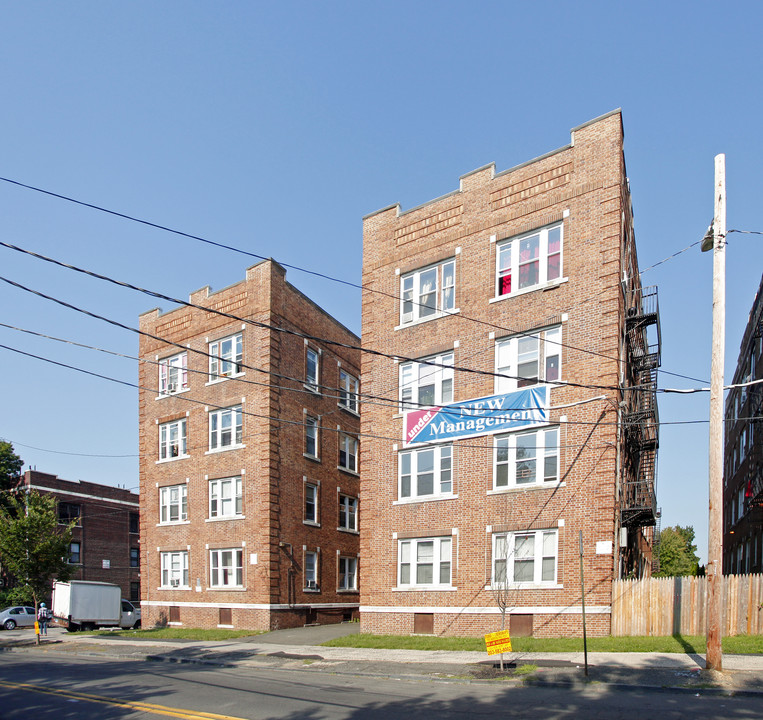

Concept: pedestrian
[[38, 603, 51, 636]]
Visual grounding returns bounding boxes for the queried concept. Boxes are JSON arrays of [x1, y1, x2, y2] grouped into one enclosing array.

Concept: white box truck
[[52, 580, 141, 631]]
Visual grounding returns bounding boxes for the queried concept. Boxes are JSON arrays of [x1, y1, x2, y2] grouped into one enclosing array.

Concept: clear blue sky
[[2, 2, 762, 563]]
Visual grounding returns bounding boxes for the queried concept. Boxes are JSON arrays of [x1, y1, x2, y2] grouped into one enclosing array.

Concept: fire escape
[[621, 285, 661, 530], [744, 318, 763, 518]]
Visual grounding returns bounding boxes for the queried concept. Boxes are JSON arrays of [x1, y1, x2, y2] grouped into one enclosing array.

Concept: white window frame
[[398, 537, 452, 589], [492, 530, 558, 586], [304, 550, 319, 591], [494, 427, 560, 489], [209, 406, 243, 451], [400, 258, 456, 325], [209, 548, 243, 588], [338, 369, 359, 414], [398, 445, 453, 500], [159, 419, 187, 460], [305, 347, 320, 393], [496, 223, 563, 298], [338, 494, 358, 531], [400, 352, 454, 411], [159, 352, 188, 395], [160, 484, 188, 523], [495, 326, 561, 393], [338, 556, 357, 591], [304, 415, 319, 459], [209, 476, 242, 519], [339, 433, 358, 473], [209, 333, 243, 380], [68, 541, 81, 564], [305, 482, 319, 524], [161, 550, 189, 588]]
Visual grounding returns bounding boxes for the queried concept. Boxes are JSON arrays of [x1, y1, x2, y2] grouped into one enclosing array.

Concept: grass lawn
[[322, 633, 763, 655], [92, 627, 263, 641]]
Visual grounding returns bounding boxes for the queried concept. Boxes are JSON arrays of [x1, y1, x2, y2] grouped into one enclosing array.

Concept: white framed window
[[398, 537, 452, 588], [209, 333, 243, 380], [492, 530, 558, 586], [161, 551, 189, 588], [209, 476, 242, 519], [496, 223, 562, 297], [400, 259, 456, 325], [400, 352, 454, 411], [159, 352, 188, 395], [305, 483, 318, 524], [495, 326, 561, 393], [305, 415, 319, 459], [494, 427, 559, 488], [306, 347, 320, 392], [160, 484, 188, 523], [305, 551, 319, 590], [399, 445, 453, 499], [338, 370, 359, 414], [159, 419, 187, 460], [338, 495, 357, 531], [338, 556, 357, 590], [209, 406, 243, 450], [339, 434, 358, 473], [210, 548, 243, 588], [68, 541, 81, 564]]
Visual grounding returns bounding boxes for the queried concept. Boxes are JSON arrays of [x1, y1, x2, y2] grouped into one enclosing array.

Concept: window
[[399, 445, 453, 499], [58, 502, 81, 525], [161, 551, 189, 588], [305, 483, 318, 524], [159, 418, 187, 460], [306, 347, 320, 392], [160, 484, 188, 523], [339, 495, 357, 531], [130, 547, 140, 568], [305, 415, 319, 458], [495, 326, 561, 392], [304, 551, 319, 590], [209, 406, 243, 450], [339, 433, 358, 473], [129, 512, 139, 534], [494, 427, 559, 488], [209, 476, 243, 519], [209, 333, 243, 380], [496, 223, 562, 296], [129, 582, 140, 603], [159, 352, 188, 394], [339, 557, 357, 590], [493, 530, 558, 585], [68, 541, 81, 564], [398, 537, 452, 588], [210, 548, 243, 588], [400, 352, 454, 410], [400, 259, 455, 324], [339, 370, 359, 413]]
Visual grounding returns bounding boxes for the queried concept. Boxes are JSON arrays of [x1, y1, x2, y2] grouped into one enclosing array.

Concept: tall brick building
[[138, 260, 360, 629], [19, 470, 141, 603], [359, 110, 659, 637]]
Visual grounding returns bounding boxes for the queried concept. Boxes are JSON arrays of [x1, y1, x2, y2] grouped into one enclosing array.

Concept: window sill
[[337, 466, 359, 476], [208, 586, 247, 592], [205, 516, 245, 523], [303, 453, 321, 463], [487, 482, 564, 495], [156, 388, 191, 400], [206, 373, 245, 386], [157, 520, 191, 527], [394, 308, 460, 332], [338, 404, 360, 418], [337, 588, 358, 593], [158, 586, 191, 591], [205, 444, 245, 456], [156, 455, 190, 465], [394, 494, 458, 505], [489, 277, 568, 304], [303, 588, 321, 593], [303, 384, 321, 396], [393, 585, 457, 592], [337, 527, 359, 535], [486, 583, 563, 590], [303, 520, 321, 528]]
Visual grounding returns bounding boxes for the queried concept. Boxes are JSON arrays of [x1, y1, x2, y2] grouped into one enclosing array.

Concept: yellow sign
[[34, 621, 40, 635], [484, 629, 512, 655]]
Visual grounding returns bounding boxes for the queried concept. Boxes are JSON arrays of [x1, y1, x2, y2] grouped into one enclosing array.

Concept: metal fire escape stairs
[[744, 318, 763, 518]]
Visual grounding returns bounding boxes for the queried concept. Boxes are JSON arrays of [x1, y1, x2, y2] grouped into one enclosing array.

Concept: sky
[[1, 2, 762, 563]]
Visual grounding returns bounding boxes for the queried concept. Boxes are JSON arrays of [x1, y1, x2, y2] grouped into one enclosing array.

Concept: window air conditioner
[[306, 580, 318, 590], [170, 578, 180, 587], [167, 383, 177, 393]]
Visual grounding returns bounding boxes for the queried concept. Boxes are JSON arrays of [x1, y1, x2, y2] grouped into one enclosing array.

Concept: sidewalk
[[3, 626, 763, 694]]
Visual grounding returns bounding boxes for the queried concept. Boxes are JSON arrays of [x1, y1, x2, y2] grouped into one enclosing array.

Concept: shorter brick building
[[19, 470, 141, 603]]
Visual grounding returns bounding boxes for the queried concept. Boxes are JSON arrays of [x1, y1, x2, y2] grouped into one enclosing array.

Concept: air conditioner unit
[[167, 383, 177, 393], [306, 580, 318, 590], [170, 578, 180, 587]]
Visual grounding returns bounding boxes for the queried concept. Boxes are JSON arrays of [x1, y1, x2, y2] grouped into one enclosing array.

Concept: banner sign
[[404, 386, 548, 447]]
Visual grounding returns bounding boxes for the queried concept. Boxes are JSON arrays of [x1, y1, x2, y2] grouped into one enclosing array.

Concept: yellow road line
[[0, 679, 248, 720]]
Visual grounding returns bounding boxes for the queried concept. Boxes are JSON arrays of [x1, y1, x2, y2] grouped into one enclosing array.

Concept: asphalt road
[[1, 653, 761, 720]]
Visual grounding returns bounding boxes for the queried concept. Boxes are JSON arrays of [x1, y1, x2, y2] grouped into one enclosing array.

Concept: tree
[[0, 439, 23, 493], [0, 490, 74, 643], [656, 525, 700, 577]]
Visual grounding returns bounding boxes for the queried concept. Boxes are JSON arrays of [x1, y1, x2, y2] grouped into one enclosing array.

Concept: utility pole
[[705, 153, 726, 671]]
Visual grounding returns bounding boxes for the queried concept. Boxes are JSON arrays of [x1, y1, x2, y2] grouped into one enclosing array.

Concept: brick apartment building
[[138, 260, 360, 630], [359, 110, 660, 637], [724, 273, 763, 573], [19, 470, 141, 603]]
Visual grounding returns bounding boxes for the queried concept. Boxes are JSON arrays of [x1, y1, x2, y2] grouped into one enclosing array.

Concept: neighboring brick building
[[19, 470, 141, 603], [723, 273, 763, 573], [138, 260, 360, 630], [359, 110, 659, 638]]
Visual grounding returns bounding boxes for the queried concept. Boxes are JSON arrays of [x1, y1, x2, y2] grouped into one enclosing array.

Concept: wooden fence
[[611, 574, 763, 636]]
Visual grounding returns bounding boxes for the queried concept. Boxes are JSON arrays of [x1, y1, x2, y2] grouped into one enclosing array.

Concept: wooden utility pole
[[706, 153, 726, 671]]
